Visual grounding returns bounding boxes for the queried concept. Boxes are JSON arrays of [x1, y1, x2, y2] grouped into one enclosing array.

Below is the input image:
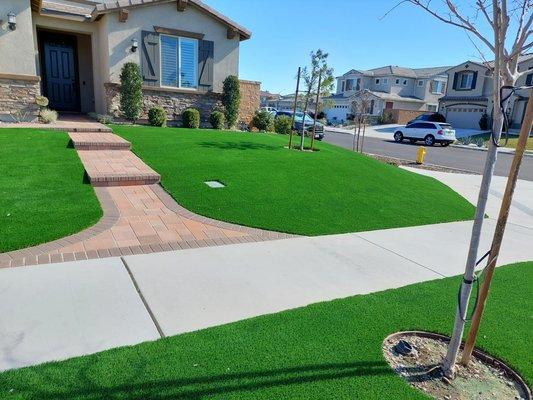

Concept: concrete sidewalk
[[1, 170, 532, 372]]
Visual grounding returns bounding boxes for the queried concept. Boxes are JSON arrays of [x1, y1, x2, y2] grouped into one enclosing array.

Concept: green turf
[[459, 133, 533, 150], [113, 126, 475, 235], [0, 261, 530, 399], [0, 129, 102, 253]]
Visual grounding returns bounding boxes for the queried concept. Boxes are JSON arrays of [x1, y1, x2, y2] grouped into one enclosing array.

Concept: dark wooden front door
[[43, 36, 79, 111], [385, 101, 394, 109]]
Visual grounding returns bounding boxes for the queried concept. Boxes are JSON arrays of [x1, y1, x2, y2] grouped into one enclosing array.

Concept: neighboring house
[[260, 90, 281, 107], [324, 65, 449, 123], [439, 55, 533, 129], [264, 93, 317, 113], [0, 0, 252, 122]]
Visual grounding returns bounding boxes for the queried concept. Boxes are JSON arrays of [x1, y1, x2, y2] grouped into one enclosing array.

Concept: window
[[395, 78, 400, 85], [160, 35, 198, 89], [383, 78, 389, 84], [418, 80, 424, 87], [457, 71, 475, 90], [427, 105, 437, 112], [526, 73, 533, 86], [375, 78, 380, 85], [403, 79, 408, 86], [356, 78, 361, 91], [345, 79, 354, 91], [432, 80, 445, 94], [341, 81, 346, 91]]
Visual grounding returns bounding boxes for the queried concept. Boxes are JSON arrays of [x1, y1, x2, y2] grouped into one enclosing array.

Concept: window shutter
[[141, 31, 160, 86], [526, 73, 533, 86], [198, 40, 214, 92], [471, 71, 478, 89], [452, 73, 459, 90], [429, 81, 435, 92]]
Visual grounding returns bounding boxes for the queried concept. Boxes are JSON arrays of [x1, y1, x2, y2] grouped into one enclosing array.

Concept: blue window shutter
[[141, 31, 160, 86], [471, 71, 478, 89], [452, 73, 458, 90], [198, 40, 214, 92]]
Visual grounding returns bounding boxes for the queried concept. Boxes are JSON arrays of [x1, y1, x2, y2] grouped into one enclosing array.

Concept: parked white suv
[[393, 122, 456, 147]]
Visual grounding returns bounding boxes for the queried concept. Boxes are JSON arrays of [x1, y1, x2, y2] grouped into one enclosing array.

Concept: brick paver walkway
[[0, 125, 292, 268]]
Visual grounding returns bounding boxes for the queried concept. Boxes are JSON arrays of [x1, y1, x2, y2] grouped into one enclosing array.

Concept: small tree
[[222, 75, 241, 129], [298, 50, 334, 150], [119, 62, 143, 123], [252, 110, 274, 132], [351, 92, 373, 152]]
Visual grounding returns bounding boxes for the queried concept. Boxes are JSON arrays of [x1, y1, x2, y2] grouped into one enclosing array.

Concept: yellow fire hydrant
[[416, 147, 427, 164]]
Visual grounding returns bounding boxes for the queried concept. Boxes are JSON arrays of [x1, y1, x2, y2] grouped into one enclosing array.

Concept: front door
[[385, 101, 393, 109], [42, 35, 79, 111]]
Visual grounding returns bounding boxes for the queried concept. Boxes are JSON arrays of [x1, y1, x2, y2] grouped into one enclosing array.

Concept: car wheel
[[424, 135, 435, 146], [394, 132, 403, 142], [440, 142, 450, 147], [409, 139, 417, 144]]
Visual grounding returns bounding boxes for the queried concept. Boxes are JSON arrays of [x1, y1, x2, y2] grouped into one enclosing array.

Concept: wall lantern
[[131, 38, 138, 52], [7, 12, 16, 31]]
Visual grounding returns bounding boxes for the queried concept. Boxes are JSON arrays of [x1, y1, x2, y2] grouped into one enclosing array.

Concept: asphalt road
[[324, 130, 533, 181]]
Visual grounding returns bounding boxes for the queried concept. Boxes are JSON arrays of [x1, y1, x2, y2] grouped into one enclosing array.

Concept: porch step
[[69, 131, 131, 150], [70, 127, 113, 133], [78, 150, 160, 187]]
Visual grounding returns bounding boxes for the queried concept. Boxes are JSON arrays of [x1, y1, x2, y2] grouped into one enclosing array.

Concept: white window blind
[[160, 35, 198, 89]]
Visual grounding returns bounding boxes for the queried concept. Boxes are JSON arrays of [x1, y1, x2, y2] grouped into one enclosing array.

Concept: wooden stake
[[289, 67, 301, 149], [310, 72, 322, 151], [461, 88, 533, 365]]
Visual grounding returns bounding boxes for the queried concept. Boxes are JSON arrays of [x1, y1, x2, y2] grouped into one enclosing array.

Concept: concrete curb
[[451, 143, 533, 157]]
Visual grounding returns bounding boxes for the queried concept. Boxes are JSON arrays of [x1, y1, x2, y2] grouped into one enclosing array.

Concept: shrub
[[252, 110, 274, 132], [148, 107, 167, 127], [119, 62, 143, 122], [209, 111, 226, 130], [182, 108, 200, 128], [88, 112, 114, 124], [274, 115, 293, 135], [39, 108, 58, 124], [222, 75, 240, 129], [35, 96, 49, 108], [479, 113, 490, 131]]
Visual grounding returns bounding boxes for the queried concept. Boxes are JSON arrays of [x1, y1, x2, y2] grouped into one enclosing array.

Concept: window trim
[[456, 71, 475, 90], [418, 80, 424, 87], [159, 33, 199, 90]]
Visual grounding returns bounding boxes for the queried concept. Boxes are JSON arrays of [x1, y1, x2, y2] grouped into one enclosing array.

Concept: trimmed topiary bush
[[39, 108, 58, 124], [210, 111, 226, 130], [119, 62, 143, 123], [222, 75, 240, 129], [274, 115, 293, 135], [182, 108, 200, 129], [148, 106, 167, 127], [479, 113, 490, 131], [252, 110, 274, 132]]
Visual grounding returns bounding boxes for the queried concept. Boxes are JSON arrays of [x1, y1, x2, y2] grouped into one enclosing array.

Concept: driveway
[[324, 128, 533, 181], [1, 170, 532, 371]]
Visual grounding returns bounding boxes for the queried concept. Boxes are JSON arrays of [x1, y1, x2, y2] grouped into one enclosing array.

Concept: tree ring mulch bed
[[383, 331, 531, 400]]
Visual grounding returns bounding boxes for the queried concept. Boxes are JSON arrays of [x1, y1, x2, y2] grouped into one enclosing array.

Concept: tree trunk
[[441, 1, 504, 377], [289, 67, 301, 149], [360, 121, 366, 153], [300, 92, 310, 151]]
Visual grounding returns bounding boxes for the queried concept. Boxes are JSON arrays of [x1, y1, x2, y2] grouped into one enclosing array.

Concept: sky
[[204, 0, 496, 94]]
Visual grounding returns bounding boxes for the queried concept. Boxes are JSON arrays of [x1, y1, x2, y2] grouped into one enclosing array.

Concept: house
[[263, 93, 318, 113], [0, 0, 255, 123], [439, 55, 533, 130], [323, 65, 449, 124], [260, 90, 281, 107]]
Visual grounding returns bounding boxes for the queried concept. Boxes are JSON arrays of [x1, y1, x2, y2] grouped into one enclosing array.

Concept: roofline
[[444, 60, 489, 73], [93, 0, 251, 41]]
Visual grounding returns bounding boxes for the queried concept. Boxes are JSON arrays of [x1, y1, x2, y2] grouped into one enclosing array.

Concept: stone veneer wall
[[105, 83, 222, 126], [0, 75, 41, 122], [239, 80, 261, 125], [382, 109, 427, 125]]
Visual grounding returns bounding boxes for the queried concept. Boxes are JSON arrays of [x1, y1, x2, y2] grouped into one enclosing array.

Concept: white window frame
[[432, 80, 445, 94], [458, 71, 474, 90], [159, 34, 199, 90]]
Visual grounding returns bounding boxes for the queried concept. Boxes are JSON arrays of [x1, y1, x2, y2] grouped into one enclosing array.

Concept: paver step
[[69, 131, 131, 150], [70, 127, 113, 133], [78, 150, 160, 187]]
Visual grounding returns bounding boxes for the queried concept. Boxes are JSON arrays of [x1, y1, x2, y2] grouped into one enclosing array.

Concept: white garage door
[[445, 106, 486, 129]]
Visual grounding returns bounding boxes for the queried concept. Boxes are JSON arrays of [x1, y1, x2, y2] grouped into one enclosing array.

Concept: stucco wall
[[104, 2, 239, 93], [0, 0, 37, 76], [445, 62, 489, 98]]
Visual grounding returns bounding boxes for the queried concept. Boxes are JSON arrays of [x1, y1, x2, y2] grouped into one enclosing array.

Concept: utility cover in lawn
[[114, 126, 475, 236]]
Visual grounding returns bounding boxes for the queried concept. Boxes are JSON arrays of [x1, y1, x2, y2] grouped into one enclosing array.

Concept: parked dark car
[[407, 112, 446, 125], [275, 111, 325, 140]]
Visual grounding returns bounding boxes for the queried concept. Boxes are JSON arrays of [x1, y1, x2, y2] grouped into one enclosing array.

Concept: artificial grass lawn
[[1, 261, 530, 399], [113, 126, 475, 235], [464, 133, 533, 150], [0, 129, 102, 253]]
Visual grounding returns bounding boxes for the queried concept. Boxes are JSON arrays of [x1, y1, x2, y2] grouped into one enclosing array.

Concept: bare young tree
[[351, 91, 373, 152], [397, 0, 533, 379], [299, 50, 334, 151]]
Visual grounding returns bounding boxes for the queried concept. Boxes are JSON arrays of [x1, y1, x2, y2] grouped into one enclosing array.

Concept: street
[[324, 129, 533, 181]]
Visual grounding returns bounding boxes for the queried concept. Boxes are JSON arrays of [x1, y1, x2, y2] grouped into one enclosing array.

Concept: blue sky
[[205, 0, 495, 94]]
